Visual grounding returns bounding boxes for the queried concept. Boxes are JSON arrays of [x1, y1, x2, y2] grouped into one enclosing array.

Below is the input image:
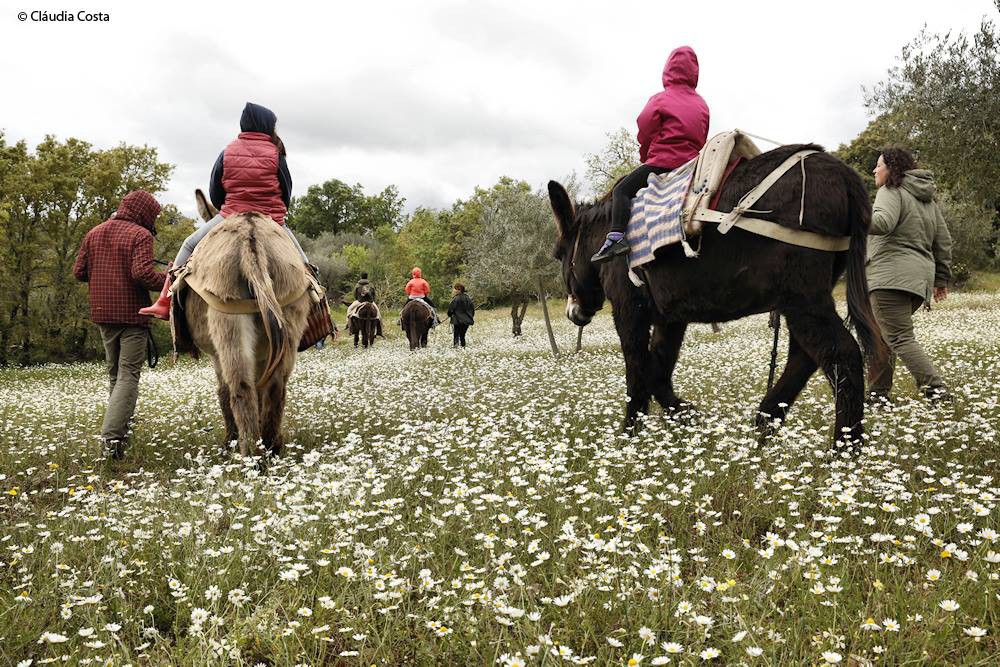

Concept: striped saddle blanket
[[625, 158, 696, 273]]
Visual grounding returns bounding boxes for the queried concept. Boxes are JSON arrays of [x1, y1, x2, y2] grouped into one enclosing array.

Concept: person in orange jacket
[[404, 267, 439, 325]]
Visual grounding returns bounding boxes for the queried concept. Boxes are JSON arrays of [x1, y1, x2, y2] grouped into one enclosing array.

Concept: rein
[[767, 311, 781, 391], [569, 224, 584, 273], [565, 225, 590, 308]]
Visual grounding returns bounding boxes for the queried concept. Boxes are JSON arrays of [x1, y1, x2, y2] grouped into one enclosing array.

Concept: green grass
[[1, 294, 999, 666]]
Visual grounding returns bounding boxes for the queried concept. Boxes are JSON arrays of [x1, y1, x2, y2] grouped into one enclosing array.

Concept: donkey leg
[[755, 333, 819, 434], [212, 359, 238, 454], [259, 377, 288, 458], [785, 307, 865, 451], [408, 320, 418, 350], [213, 316, 262, 458], [649, 322, 689, 413], [612, 303, 654, 432]]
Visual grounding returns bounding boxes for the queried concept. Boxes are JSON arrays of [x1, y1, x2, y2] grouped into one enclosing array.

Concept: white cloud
[[0, 0, 993, 216]]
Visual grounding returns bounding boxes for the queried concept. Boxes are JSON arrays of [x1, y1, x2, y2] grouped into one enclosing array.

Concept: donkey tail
[[239, 225, 287, 387], [844, 171, 888, 369]]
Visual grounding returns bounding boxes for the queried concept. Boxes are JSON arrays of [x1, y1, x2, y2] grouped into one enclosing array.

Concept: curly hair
[[880, 145, 917, 188], [453, 283, 466, 292]]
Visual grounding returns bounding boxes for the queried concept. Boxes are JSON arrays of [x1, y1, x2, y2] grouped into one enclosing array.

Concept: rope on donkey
[[767, 310, 781, 391]]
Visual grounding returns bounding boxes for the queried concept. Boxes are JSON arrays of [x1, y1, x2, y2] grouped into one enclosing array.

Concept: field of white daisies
[[2, 291, 998, 666]]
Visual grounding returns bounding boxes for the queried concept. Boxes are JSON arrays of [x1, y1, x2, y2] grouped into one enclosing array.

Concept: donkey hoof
[[622, 415, 645, 435], [754, 412, 783, 445], [664, 398, 697, 418]]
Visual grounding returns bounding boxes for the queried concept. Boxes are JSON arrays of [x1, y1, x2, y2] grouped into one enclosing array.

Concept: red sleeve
[[636, 95, 660, 164], [73, 235, 89, 282], [130, 232, 167, 291]]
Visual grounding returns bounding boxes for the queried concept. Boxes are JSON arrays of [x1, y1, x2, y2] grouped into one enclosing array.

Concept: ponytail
[[272, 131, 286, 157]]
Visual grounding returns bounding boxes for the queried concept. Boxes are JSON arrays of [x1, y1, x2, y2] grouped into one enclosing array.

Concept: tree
[[286, 179, 406, 238], [0, 133, 173, 365], [463, 178, 564, 353], [840, 11, 1000, 268], [834, 112, 911, 196], [0, 134, 38, 366], [585, 127, 639, 197], [864, 14, 999, 211]]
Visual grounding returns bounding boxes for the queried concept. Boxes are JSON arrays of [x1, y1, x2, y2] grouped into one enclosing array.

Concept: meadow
[[1, 293, 998, 665]]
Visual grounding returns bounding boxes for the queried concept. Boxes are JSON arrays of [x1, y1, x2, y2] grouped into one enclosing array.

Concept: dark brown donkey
[[400, 299, 433, 350], [349, 302, 380, 348], [548, 144, 887, 450]]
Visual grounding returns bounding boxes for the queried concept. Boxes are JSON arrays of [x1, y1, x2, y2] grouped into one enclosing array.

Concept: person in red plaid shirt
[[73, 190, 166, 459]]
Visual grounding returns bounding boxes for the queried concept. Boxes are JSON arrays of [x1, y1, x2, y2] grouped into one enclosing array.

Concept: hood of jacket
[[662, 46, 699, 89], [113, 190, 161, 234], [411, 267, 422, 279], [901, 169, 936, 203], [240, 102, 277, 135]]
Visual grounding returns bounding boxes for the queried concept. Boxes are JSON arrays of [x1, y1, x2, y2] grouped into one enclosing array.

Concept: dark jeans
[[453, 323, 469, 347], [610, 164, 671, 235]]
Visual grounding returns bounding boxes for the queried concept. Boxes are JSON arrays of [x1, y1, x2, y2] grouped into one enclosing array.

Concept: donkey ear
[[547, 180, 576, 238], [194, 189, 218, 222]]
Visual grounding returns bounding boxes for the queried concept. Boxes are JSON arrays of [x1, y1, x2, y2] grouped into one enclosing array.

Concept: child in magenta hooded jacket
[[592, 46, 710, 263]]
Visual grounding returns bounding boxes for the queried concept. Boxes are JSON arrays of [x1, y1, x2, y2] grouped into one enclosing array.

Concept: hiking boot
[[139, 271, 172, 320], [103, 438, 126, 461], [865, 392, 892, 408], [925, 387, 953, 404], [591, 236, 629, 264]]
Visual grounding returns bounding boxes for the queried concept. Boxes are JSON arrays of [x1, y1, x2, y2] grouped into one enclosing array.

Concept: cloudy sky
[[1, 0, 994, 217]]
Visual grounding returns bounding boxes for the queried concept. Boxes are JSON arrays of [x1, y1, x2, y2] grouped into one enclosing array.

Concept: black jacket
[[448, 292, 475, 326], [354, 279, 376, 302]]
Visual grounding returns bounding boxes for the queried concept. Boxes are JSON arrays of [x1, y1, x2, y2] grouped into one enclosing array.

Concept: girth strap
[[693, 209, 850, 251]]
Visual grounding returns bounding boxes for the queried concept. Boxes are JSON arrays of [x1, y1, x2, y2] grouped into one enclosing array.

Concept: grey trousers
[[97, 324, 148, 442], [174, 214, 309, 266], [868, 289, 946, 396]]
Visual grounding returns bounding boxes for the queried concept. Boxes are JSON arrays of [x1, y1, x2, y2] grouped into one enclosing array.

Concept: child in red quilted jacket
[[141, 102, 308, 319]]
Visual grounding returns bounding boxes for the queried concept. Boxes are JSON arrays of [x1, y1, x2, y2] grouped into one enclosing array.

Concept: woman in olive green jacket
[[866, 146, 953, 402]]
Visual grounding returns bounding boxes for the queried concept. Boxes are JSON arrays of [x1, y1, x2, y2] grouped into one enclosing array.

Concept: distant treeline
[[2, 12, 996, 365]]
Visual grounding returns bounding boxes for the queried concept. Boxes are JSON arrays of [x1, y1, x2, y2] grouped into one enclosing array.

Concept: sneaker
[[591, 237, 629, 264]]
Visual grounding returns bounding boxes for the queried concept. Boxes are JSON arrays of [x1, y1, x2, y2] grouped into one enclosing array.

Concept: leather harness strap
[[692, 149, 850, 252]]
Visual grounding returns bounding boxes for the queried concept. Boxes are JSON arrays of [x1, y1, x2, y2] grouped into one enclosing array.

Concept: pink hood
[[662, 46, 699, 88], [636, 46, 710, 169]]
